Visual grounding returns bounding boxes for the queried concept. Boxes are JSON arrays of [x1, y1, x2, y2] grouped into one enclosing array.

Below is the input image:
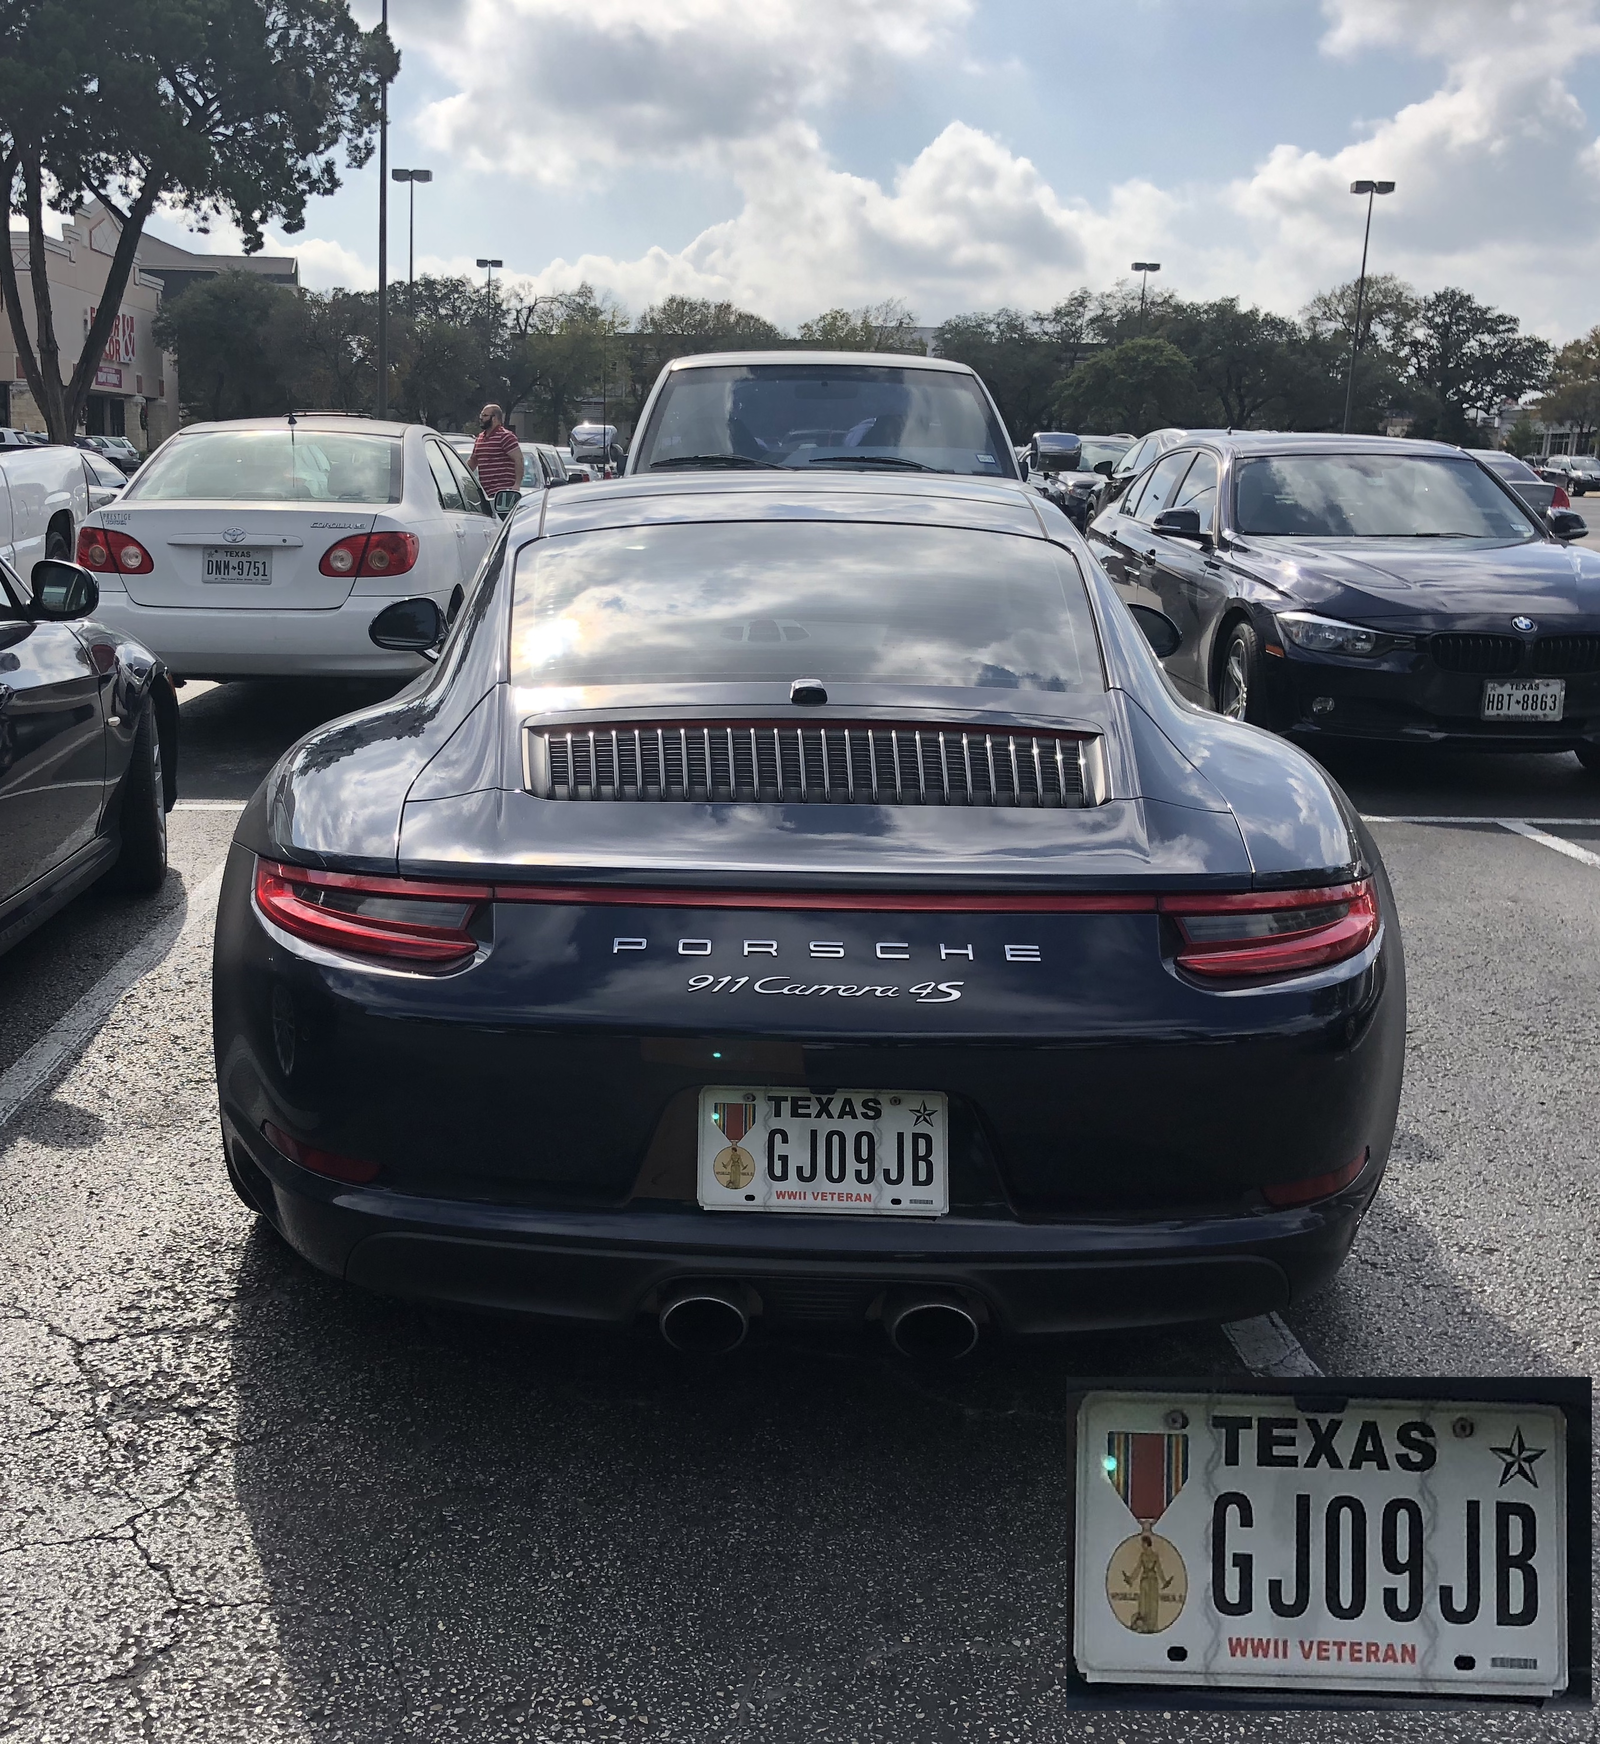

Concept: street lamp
[[391, 168, 433, 301], [1131, 262, 1161, 329], [476, 258, 503, 302], [376, 0, 391, 419], [1342, 179, 1395, 434]]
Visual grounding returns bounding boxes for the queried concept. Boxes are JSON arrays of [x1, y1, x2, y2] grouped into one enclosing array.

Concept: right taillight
[[77, 526, 151, 572], [1552, 485, 1572, 509], [254, 859, 490, 967], [319, 532, 420, 577], [1162, 880, 1379, 980]]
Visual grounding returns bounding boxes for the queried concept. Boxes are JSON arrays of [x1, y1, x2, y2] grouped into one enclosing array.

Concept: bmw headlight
[[1276, 611, 1386, 658]]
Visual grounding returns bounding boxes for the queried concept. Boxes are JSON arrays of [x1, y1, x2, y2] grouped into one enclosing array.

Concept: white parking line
[[0, 865, 225, 1133], [1362, 814, 1600, 826], [1222, 1313, 1323, 1378], [1498, 819, 1600, 868], [174, 799, 248, 811]]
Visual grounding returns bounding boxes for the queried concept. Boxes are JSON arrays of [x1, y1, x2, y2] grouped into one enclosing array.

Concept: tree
[[1503, 410, 1541, 458], [623, 296, 783, 426], [0, 0, 392, 441], [1299, 274, 1419, 433], [797, 299, 923, 353], [1162, 298, 1311, 429], [1051, 338, 1198, 435], [152, 271, 297, 421], [1404, 287, 1551, 443], [932, 307, 1088, 438], [1537, 329, 1600, 454]]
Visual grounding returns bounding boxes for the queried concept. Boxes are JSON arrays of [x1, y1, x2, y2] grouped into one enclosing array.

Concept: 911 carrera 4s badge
[[1104, 1431, 1191, 1634]]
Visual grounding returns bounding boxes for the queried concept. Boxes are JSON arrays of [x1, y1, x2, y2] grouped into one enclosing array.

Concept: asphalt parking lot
[[0, 681, 1595, 1742]]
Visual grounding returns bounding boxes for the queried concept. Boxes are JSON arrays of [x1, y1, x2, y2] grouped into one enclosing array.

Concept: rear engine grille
[[1428, 634, 1522, 675], [1533, 634, 1600, 675], [528, 723, 1090, 807]]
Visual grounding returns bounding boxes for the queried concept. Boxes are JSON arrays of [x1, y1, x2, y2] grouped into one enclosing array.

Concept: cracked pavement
[[0, 685, 1594, 1741]]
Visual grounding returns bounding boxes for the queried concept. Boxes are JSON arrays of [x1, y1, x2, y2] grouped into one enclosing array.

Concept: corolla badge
[[222, 527, 248, 543], [1512, 615, 1537, 632]]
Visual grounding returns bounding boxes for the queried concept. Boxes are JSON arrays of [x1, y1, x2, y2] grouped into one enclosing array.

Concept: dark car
[[1088, 433, 1600, 772], [1534, 453, 1600, 496], [212, 472, 1405, 1353], [1467, 449, 1559, 517], [1022, 432, 1106, 530], [0, 554, 176, 957]]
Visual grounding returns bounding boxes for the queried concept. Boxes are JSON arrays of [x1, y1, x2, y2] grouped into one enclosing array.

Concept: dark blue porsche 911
[[212, 472, 1405, 1354]]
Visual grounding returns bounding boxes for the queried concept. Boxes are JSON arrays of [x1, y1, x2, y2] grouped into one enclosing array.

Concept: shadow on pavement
[[226, 1207, 1571, 1744], [1303, 737, 1598, 819]]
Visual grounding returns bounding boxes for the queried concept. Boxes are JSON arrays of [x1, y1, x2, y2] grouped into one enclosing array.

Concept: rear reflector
[[1262, 1148, 1370, 1207], [262, 1120, 380, 1185], [254, 860, 489, 967], [1164, 880, 1379, 979]]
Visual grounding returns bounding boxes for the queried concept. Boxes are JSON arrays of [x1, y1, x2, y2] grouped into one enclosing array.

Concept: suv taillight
[[254, 859, 489, 967], [77, 526, 152, 572], [319, 531, 420, 577], [1553, 485, 1572, 509], [1162, 880, 1379, 979]]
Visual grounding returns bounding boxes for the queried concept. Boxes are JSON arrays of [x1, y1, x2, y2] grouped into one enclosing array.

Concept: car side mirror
[[1127, 603, 1183, 658], [369, 596, 446, 661], [30, 559, 99, 620], [1093, 460, 1113, 477], [1548, 508, 1588, 542], [1151, 507, 1204, 540], [493, 488, 522, 519]]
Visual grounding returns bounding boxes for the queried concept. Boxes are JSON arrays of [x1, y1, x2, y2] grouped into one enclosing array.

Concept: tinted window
[[1172, 451, 1219, 532], [632, 363, 1015, 479], [426, 442, 464, 512], [1480, 453, 1538, 482], [1080, 437, 1133, 473], [1234, 454, 1538, 539], [443, 443, 490, 514], [126, 430, 403, 503], [1113, 437, 1152, 479], [511, 522, 1100, 693], [1130, 450, 1195, 525]]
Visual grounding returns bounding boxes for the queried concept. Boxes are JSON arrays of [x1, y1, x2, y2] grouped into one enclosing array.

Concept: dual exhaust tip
[[657, 1283, 980, 1360]]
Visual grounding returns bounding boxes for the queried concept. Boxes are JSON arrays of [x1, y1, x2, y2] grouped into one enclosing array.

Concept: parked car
[[1099, 427, 1200, 507], [520, 442, 572, 490], [1531, 453, 1600, 496], [1466, 450, 1561, 517], [71, 417, 495, 680], [1088, 432, 1600, 772], [625, 352, 1023, 481], [81, 450, 128, 512], [1021, 432, 1105, 529], [0, 551, 176, 958], [212, 469, 1404, 1345], [560, 451, 594, 483], [1, 439, 89, 569], [96, 435, 144, 477]]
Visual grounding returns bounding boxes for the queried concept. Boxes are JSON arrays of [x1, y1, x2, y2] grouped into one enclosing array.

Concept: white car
[[74, 417, 499, 679], [0, 440, 89, 569]]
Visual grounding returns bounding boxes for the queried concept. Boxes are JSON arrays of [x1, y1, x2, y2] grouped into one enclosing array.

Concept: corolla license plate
[[203, 547, 271, 584], [1481, 677, 1563, 721], [695, 1085, 948, 1216], [1074, 1391, 1567, 1698]]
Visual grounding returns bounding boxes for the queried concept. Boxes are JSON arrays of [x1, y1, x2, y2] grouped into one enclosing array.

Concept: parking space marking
[[0, 865, 225, 1133], [1221, 1313, 1322, 1377], [1362, 814, 1600, 826], [1497, 819, 1600, 868], [174, 799, 248, 811]]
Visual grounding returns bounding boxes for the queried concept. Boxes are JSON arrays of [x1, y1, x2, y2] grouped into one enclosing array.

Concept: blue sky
[[143, 0, 1600, 339]]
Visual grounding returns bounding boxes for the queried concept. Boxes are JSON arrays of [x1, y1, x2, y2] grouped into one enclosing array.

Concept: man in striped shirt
[[470, 404, 522, 495]]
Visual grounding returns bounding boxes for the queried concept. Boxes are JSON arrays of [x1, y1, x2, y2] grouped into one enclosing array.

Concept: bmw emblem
[[222, 527, 247, 543], [1511, 616, 1537, 633]]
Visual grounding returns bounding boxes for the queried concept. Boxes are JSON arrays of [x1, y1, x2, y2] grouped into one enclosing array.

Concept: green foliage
[[1052, 338, 1198, 434], [1537, 328, 1600, 447], [0, 0, 392, 439], [153, 271, 296, 421], [622, 296, 784, 426], [797, 299, 923, 353], [1404, 287, 1551, 442]]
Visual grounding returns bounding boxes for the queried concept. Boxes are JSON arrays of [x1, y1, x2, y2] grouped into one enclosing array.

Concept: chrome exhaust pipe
[[883, 1290, 980, 1360], [658, 1284, 750, 1355]]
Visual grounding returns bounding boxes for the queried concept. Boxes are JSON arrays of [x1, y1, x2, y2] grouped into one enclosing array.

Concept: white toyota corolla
[[74, 416, 503, 678]]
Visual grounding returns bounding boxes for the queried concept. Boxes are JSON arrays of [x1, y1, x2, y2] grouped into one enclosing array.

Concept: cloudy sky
[[143, 0, 1600, 339]]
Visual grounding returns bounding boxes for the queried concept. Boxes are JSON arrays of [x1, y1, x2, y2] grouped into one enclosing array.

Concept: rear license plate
[[1074, 1391, 1567, 1698], [203, 547, 271, 584], [1481, 677, 1563, 721], [695, 1085, 948, 1216]]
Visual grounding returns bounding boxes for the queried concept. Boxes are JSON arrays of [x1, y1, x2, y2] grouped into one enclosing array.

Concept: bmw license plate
[[1074, 1391, 1567, 1698], [203, 547, 271, 584], [1481, 677, 1563, 721], [696, 1085, 948, 1216]]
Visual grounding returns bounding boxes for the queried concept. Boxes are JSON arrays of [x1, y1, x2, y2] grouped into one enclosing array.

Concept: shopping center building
[[4, 203, 297, 452]]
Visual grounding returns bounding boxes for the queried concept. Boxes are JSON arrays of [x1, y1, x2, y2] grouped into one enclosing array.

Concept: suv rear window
[[511, 521, 1100, 693], [125, 429, 404, 503], [631, 363, 1016, 479]]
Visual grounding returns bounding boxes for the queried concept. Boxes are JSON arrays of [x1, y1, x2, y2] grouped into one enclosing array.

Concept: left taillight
[[77, 526, 152, 572], [253, 859, 490, 968], [1163, 880, 1379, 980]]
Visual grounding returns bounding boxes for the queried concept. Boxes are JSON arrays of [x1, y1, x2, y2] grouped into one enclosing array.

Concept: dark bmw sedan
[[213, 474, 1404, 1353], [1089, 432, 1600, 772]]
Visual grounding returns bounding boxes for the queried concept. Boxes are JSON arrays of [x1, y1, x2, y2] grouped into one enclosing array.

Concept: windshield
[[1234, 454, 1538, 539], [125, 429, 404, 503], [511, 521, 1099, 692], [631, 363, 1017, 478]]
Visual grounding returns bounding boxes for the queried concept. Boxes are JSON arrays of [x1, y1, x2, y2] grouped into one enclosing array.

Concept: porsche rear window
[[510, 521, 1101, 693]]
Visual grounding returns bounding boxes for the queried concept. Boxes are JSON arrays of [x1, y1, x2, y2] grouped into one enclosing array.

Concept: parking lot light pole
[[391, 169, 432, 303], [1131, 262, 1161, 330], [1342, 179, 1395, 434], [476, 257, 502, 313], [376, 0, 390, 420]]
